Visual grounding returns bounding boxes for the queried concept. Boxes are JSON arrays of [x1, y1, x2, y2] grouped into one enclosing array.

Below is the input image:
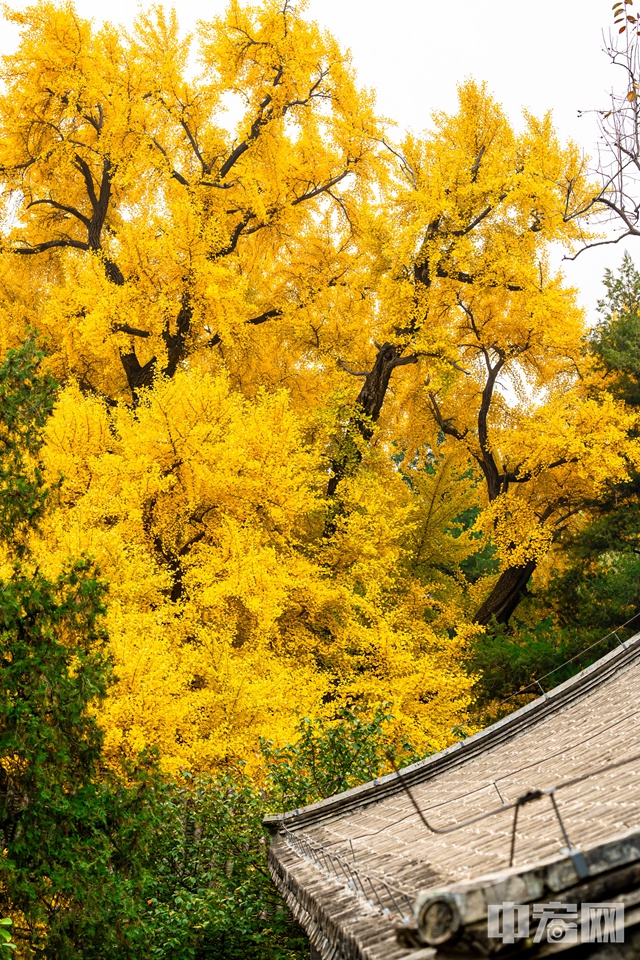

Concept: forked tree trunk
[[473, 559, 537, 627], [327, 343, 418, 499]]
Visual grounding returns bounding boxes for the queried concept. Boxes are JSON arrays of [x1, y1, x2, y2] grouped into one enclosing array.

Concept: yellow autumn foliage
[[0, 0, 637, 773], [32, 369, 475, 772]]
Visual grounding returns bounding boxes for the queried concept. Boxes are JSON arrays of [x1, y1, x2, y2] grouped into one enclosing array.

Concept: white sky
[[1, 0, 634, 318]]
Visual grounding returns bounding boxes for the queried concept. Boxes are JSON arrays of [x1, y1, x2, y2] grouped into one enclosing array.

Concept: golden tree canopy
[[0, 0, 635, 771]]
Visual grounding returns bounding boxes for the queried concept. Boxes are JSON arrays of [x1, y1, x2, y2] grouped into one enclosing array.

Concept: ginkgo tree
[[0, 0, 636, 771], [0, 0, 379, 403], [0, 0, 477, 771], [319, 81, 639, 627]]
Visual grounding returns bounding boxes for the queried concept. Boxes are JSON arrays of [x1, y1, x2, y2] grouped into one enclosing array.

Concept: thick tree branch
[[470, 144, 486, 182], [338, 359, 369, 377], [14, 238, 89, 254], [120, 351, 156, 402], [215, 212, 256, 258], [436, 264, 522, 291], [217, 71, 283, 181], [113, 323, 152, 338], [151, 138, 190, 186], [427, 391, 468, 442], [27, 198, 91, 228], [247, 308, 282, 326], [163, 293, 193, 378], [73, 153, 99, 211]]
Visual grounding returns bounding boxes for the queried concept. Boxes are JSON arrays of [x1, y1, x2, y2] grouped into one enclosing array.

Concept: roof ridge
[[264, 630, 640, 831]]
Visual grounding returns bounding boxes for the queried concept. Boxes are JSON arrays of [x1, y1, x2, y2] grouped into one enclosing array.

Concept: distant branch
[[338, 359, 369, 377]]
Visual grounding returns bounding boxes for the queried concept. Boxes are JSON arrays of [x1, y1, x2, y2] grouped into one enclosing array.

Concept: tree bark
[[327, 343, 417, 499], [119, 352, 156, 400], [473, 559, 537, 627], [354, 342, 414, 435]]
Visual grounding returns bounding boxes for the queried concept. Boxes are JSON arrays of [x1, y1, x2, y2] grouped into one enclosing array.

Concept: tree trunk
[[327, 343, 417, 498], [473, 559, 537, 627]]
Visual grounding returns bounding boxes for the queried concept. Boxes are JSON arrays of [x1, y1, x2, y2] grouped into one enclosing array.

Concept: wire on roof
[[497, 610, 640, 707]]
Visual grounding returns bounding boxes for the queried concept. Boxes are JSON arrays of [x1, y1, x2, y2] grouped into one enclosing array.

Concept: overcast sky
[[1, 0, 634, 318]]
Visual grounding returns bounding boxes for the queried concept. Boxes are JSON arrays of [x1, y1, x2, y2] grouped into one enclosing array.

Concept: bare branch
[[27, 198, 91, 228], [14, 238, 89, 254], [338, 359, 369, 377]]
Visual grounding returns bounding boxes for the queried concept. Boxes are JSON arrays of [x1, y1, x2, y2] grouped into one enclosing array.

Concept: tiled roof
[[264, 633, 640, 959]]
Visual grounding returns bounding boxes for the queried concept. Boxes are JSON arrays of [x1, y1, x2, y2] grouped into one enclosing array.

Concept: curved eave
[[264, 631, 640, 833]]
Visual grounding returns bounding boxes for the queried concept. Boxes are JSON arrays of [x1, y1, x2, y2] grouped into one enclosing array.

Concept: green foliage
[[0, 920, 15, 954], [261, 706, 422, 810], [451, 504, 499, 585], [465, 617, 624, 712], [592, 251, 640, 405], [0, 562, 110, 800], [136, 707, 420, 960], [134, 773, 308, 960], [545, 524, 640, 633], [0, 339, 56, 546]]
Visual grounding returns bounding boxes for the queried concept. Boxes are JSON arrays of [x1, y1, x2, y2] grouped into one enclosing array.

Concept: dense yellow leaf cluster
[[31, 370, 474, 772], [0, 0, 637, 771]]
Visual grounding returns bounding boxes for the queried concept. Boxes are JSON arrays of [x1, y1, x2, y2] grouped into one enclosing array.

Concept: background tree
[[465, 253, 640, 709], [565, 0, 640, 245], [541, 253, 640, 637], [354, 82, 637, 626]]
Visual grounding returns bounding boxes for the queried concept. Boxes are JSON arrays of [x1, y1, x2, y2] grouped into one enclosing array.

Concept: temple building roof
[[264, 633, 640, 959]]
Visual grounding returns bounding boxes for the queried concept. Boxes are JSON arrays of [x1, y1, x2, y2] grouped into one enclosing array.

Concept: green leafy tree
[[261, 706, 422, 810], [124, 708, 421, 960], [592, 252, 640, 405], [0, 342, 158, 958], [134, 773, 308, 960], [545, 253, 640, 634], [0, 919, 15, 954]]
